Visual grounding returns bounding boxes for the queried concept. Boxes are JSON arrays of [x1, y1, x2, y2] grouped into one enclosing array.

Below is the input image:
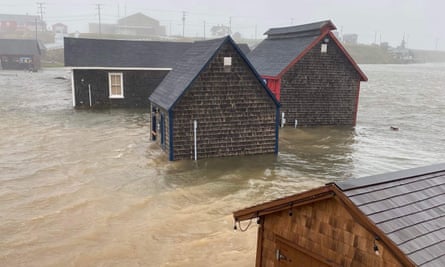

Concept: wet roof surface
[[337, 163, 445, 266]]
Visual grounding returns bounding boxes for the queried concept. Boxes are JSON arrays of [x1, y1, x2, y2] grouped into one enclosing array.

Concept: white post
[[194, 120, 198, 161], [295, 119, 298, 128], [71, 70, 76, 107], [281, 112, 286, 128], [88, 84, 92, 107]]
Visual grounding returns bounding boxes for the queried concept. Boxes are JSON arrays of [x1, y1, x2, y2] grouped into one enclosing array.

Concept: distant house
[[0, 39, 41, 71], [233, 163, 445, 266], [0, 14, 46, 33], [52, 23, 68, 44], [117, 13, 166, 36], [149, 36, 280, 161], [248, 20, 368, 127], [64, 37, 192, 108], [343, 33, 358, 44], [89, 13, 165, 36]]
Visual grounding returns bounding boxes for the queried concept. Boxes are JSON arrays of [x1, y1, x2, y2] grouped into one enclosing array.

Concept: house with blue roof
[[248, 20, 368, 127], [149, 36, 280, 161]]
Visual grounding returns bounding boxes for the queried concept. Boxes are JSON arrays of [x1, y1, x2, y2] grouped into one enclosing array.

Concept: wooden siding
[[73, 69, 169, 108], [280, 39, 360, 127], [171, 43, 277, 160], [259, 198, 403, 267]]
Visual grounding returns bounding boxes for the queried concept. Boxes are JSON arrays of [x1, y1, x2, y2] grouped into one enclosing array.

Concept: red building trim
[[264, 78, 281, 100], [276, 32, 328, 79], [274, 30, 368, 82], [327, 31, 368, 81]]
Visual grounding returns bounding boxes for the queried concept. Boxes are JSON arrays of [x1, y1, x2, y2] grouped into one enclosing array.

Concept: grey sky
[[4, 0, 445, 50]]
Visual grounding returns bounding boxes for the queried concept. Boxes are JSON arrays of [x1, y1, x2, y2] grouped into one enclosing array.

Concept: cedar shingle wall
[[171, 43, 277, 160], [73, 69, 169, 108], [281, 40, 360, 126], [260, 198, 403, 267]]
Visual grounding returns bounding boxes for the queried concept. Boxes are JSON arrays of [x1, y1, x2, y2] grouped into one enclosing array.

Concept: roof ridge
[[336, 163, 445, 191]]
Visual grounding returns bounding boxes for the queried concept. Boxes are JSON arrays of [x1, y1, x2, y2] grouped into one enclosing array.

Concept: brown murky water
[[1, 64, 444, 266]]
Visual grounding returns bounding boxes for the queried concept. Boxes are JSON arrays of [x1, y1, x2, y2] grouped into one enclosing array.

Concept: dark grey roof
[[336, 163, 445, 267], [149, 36, 278, 111], [265, 20, 335, 37], [149, 37, 228, 110], [0, 39, 41, 56], [64, 37, 192, 68], [247, 34, 319, 76], [238, 43, 251, 54]]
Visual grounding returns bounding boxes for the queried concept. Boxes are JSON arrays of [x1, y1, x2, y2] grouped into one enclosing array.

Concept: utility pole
[[229, 16, 232, 35], [182, 11, 186, 37], [203, 21, 206, 40], [36, 2, 45, 31], [255, 24, 257, 40], [96, 4, 102, 35], [35, 18, 38, 41]]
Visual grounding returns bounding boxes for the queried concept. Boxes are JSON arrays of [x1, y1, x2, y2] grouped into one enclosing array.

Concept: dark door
[[160, 113, 165, 148], [276, 239, 331, 267]]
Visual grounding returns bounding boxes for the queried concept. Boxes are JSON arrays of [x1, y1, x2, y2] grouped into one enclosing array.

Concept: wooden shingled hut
[[64, 37, 192, 108], [149, 36, 280, 161], [233, 163, 445, 266], [248, 20, 368, 127]]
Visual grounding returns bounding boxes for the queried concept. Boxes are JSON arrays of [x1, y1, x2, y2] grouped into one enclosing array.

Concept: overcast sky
[[4, 0, 445, 50]]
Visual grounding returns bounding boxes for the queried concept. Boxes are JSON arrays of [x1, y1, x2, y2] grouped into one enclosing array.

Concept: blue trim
[[160, 113, 165, 147], [275, 107, 279, 154], [168, 110, 174, 161]]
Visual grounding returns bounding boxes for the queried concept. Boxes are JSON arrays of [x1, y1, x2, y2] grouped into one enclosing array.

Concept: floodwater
[[0, 64, 444, 266]]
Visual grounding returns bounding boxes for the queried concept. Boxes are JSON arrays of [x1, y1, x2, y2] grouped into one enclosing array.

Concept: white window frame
[[321, 43, 328, 53], [108, 72, 124, 99], [224, 56, 232, 72]]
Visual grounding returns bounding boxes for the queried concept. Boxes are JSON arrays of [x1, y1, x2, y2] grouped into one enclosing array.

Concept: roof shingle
[[337, 163, 445, 267], [64, 37, 192, 68]]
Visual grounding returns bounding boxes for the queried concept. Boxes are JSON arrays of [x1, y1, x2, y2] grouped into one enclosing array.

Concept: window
[[321, 43, 328, 53], [108, 72, 124, 98], [224, 56, 232, 72]]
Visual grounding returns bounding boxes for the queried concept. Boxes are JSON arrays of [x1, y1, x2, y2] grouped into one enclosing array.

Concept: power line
[[36, 2, 45, 31], [182, 11, 186, 37], [36, 2, 45, 20]]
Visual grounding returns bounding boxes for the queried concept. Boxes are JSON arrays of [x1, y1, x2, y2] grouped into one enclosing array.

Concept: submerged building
[[149, 36, 280, 161], [64, 37, 192, 108], [248, 20, 367, 127]]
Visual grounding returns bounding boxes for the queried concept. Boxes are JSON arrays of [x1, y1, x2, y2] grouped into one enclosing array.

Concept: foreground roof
[[149, 36, 278, 111], [0, 39, 41, 56], [337, 164, 445, 266], [64, 37, 192, 68], [234, 163, 445, 266]]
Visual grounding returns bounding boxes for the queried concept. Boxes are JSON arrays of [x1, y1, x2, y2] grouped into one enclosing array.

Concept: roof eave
[[233, 185, 335, 221], [233, 183, 416, 267], [327, 32, 368, 81]]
